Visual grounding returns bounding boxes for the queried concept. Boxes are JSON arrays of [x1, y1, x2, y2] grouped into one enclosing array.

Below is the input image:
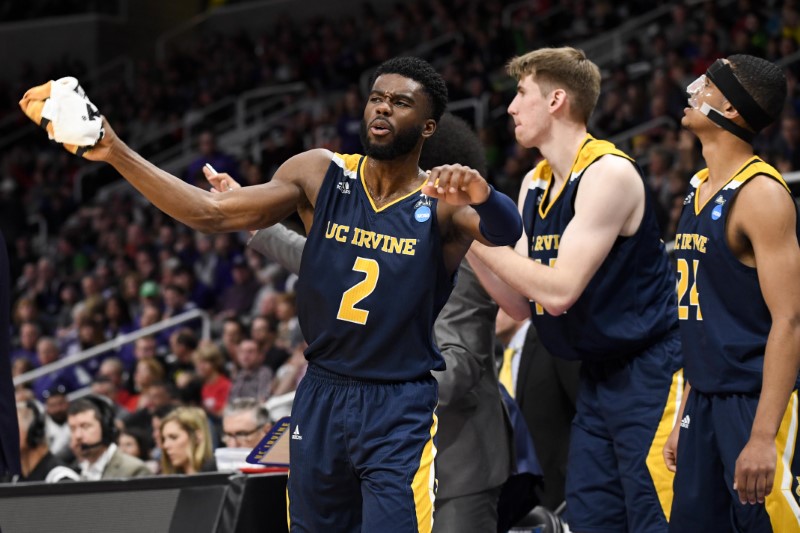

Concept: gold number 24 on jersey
[[677, 258, 702, 320]]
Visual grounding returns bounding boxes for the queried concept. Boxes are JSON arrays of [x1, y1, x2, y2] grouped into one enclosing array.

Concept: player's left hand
[[423, 164, 490, 206], [733, 435, 776, 505]]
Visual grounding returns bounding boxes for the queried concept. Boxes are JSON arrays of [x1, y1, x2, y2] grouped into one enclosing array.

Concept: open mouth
[[370, 119, 393, 137]]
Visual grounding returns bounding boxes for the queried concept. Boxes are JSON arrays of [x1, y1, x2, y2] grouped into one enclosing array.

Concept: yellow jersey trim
[[358, 156, 426, 213], [533, 135, 633, 219]]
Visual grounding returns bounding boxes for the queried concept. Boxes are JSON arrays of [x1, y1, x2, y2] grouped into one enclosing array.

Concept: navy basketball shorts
[[566, 329, 683, 533], [287, 363, 438, 533], [669, 389, 800, 532]]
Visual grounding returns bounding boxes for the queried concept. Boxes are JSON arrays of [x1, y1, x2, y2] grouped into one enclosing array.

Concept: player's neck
[[539, 122, 588, 184], [700, 133, 755, 189], [363, 153, 425, 201]]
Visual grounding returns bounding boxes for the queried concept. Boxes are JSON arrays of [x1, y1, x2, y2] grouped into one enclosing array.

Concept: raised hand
[[202, 164, 241, 194], [422, 164, 491, 206]]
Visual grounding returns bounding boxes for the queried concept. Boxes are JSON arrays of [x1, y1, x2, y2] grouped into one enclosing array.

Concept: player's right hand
[[80, 117, 119, 162], [663, 423, 680, 472]]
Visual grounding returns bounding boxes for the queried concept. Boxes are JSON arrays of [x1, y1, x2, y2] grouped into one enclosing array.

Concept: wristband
[[471, 185, 522, 246]]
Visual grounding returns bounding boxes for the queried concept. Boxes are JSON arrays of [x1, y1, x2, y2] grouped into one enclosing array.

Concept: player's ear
[[549, 88, 567, 113], [422, 118, 437, 139]]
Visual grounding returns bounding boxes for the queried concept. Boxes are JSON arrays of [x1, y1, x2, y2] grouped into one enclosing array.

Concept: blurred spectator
[[11, 321, 40, 366], [63, 315, 109, 377], [770, 114, 800, 172], [221, 398, 272, 450], [67, 396, 150, 480], [172, 264, 215, 310], [16, 400, 79, 482], [118, 426, 157, 473], [184, 130, 239, 188], [104, 293, 135, 341], [250, 315, 290, 373], [193, 343, 231, 417], [42, 385, 72, 462], [218, 317, 245, 366], [228, 339, 273, 404], [159, 406, 215, 474], [97, 357, 137, 412], [216, 256, 260, 323], [164, 328, 199, 385], [12, 358, 34, 381], [31, 337, 83, 401], [271, 341, 308, 397], [274, 292, 301, 350], [132, 358, 167, 410]]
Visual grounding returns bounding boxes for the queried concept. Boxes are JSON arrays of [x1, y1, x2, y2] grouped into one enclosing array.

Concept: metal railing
[[447, 95, 490, 130], [14, 309, 211, 388]]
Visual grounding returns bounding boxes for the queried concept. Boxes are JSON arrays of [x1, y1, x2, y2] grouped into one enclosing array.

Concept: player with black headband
[[664, 55, 800, 531]]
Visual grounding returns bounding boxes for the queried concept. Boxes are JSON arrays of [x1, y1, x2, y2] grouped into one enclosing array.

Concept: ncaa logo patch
[[415, 205, 431, 222], [711, 204, 723, 220]]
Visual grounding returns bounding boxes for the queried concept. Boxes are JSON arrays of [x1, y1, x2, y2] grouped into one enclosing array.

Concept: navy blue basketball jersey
[[296, 153, 453, 381], [674, 157, 800, 394], [521, 136, 678, 361]]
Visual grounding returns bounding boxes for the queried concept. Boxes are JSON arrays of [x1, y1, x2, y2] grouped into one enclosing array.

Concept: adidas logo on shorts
[[292, 425, 303, 440], [680, 415, 691, 429]]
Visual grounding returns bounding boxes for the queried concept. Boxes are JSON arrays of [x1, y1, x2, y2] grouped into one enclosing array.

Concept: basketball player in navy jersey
[[665, 55, 800, 531], [25, 57, 521, 532], [460, 47, 683, 532]]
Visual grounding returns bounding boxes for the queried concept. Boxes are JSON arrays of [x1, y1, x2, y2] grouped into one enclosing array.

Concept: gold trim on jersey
[[332, 152, 362, 178], [530, 135, 634, 219], [692, 157, 788, 216], [358, 156, 427, 213]]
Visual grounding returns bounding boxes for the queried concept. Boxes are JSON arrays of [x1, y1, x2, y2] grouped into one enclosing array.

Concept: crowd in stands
[[6, 0, 800, 480]]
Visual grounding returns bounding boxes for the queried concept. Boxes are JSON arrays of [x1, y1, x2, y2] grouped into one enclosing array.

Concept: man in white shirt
[[67, 396, 150, 480]]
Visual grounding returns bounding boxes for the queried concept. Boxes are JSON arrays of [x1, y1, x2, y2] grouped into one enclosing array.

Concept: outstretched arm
[[70, 119, 331, 234], [731, 176, 800, 505], [470, 155, 644, 316]]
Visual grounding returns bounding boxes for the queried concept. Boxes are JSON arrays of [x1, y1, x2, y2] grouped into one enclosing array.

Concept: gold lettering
[[350, 228, 364, 246], [382, 236, 404, 254], [402, 239, 417, 255], [335, 225, 349, 242], [369, 232, 384, 249]]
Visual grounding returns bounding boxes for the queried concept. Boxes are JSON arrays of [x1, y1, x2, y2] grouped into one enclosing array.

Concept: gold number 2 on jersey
[[677, 258, 702, 320], [337, 257, 380, 325]]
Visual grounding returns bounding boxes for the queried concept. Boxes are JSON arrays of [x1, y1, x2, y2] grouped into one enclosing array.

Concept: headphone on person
[[25, 400, 46, 449], [83, 394, 119, 446]]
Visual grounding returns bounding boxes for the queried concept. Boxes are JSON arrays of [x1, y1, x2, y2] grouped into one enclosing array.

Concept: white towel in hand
[[40, 77, 103, 147]]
